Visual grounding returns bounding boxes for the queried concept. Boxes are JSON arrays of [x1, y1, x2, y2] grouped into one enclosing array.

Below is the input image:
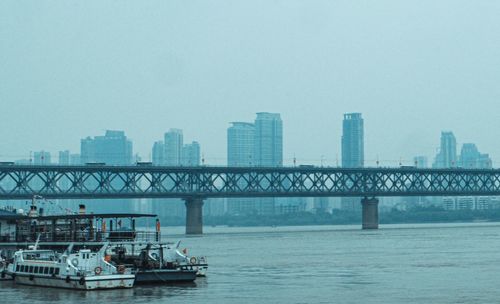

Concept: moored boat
[[6, 244, 135, 290]]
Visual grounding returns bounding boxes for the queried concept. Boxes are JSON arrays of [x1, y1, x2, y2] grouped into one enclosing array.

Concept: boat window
[[44, 267, 49, 274], [16, 265, 19, 272], [49, 267, 53, 274], [29, 266, 33, 273], [34, 266, 39, 273], [55, 268, 60, 275], [20, 265, 25, 272]]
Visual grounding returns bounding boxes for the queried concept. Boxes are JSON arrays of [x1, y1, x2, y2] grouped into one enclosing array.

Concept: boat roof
[[0, 213, 157, 221]]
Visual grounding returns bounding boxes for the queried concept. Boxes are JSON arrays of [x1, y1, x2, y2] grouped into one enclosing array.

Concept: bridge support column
[[361, 197, 379, 229], [184, 197, 204, 235]]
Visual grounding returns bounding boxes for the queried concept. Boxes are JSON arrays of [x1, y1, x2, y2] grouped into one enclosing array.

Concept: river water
[[2, 223, 500, 303]]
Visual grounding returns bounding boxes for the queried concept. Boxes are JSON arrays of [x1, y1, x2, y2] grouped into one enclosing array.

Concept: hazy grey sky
[[1, 1, 499, 166]]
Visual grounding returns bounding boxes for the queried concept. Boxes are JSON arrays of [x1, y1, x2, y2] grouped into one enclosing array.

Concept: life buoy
[[117, 265, 125, 274], [190, 257, 197, 264], [71, 258, 79, 266], [94, 266, 102, 275]]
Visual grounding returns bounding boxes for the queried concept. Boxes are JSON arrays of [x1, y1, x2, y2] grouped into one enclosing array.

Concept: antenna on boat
[[33, 234, 41, 250], [176, 240, 181, 248]]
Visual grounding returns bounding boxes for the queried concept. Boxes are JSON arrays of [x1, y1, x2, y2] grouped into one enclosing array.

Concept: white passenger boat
[[6, 244, 135, 290]]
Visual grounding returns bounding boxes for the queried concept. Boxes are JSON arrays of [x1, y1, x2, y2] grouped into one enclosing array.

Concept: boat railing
[[0, 230, 161, 243]]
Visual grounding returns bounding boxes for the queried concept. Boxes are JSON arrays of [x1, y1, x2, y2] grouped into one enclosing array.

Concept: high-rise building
[[228, 122, 255, 167], [164, 129, 183, 166], [341, 113, 364, 168], [341, 113, 364, 210], [254, 112, 283, 167], [152, 141, 165, 165], [254, 113, 283, 214], [181, 141, 201, 166], [433, 132, 457, 168], [80, 130, 134, 213], [459, 143, 492, 169], [227, 122, 257, 215], [80, 130, 133, 165]]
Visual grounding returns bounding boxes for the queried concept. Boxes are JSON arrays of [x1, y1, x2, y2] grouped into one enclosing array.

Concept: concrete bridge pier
[[184, 197, 204, 235], [361, 197, 379, 229]]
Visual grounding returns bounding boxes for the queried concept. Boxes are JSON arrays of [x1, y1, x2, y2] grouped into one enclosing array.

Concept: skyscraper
[[227, 122, 257, 214], [341, 113, 364, 210], [181, 141, 201, 166], [80, 130, 134, 213], [152, 141, 165, 165], [433, 131, 457, 168], [459, 143, 492, 169], [228, 122, 255, 167], [254, 112, 283, 167], [341, 113, 364, 168], [80, 130, 133, 165], [164, 129, 183, 166], [254, 113, 283, 214]]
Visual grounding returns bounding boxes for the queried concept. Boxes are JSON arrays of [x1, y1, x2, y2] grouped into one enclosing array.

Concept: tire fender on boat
[[190, 257, 197, 264], [29, 275, 34, 281], [117, 265, 125, 274], [94, 266, 102, 275], [65, 276, 71, 283], [79, 277, 85, 285]]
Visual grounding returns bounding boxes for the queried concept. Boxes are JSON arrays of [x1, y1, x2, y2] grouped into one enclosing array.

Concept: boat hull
[[135, 269, 197, 284], [14, 274, 135, 290]]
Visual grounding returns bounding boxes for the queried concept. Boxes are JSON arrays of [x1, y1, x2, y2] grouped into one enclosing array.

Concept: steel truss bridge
[[1, 165, 499, 200]]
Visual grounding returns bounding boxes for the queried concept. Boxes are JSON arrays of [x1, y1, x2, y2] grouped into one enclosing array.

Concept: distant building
[[152, 141, 165, 165], [58, 150, 70, 165], [34, 151, 51, 165], [181, 141, 200, 166], [341, 113, 364, 211], [227, 122, 257, 215], [254, 112, 283, 167], [164, 129, 183, 166], [459, 143, 492, 169], [80, 130, 133, 165], [80, 130, 134, 213], [433, 132, 457, 168], [70, 154, 81, 165], [341, 113, 364, 168], [228, 122, 255, 167], [413, 156, 428, 168], [255, 113, 283, 215]]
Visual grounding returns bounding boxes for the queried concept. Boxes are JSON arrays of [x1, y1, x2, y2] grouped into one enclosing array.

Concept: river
[[2, 223, 500, 303]]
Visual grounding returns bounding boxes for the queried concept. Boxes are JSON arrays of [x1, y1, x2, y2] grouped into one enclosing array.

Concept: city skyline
[[5, 115, 495, 169]]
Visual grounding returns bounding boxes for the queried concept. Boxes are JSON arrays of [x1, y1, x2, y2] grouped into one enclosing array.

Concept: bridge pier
[[184, 197, 204, 235], [361, 197, 379, 229]]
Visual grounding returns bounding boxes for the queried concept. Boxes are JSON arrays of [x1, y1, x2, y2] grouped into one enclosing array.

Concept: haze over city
[[2, 1, 500, 166]]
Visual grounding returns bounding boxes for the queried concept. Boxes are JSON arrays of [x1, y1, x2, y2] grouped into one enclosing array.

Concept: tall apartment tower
[[152, 141, 165, 165], [164, 129, 183, 166], [433, 131, 457, 168], [227, 122, 256, 214], [228, 122, 255, 167], [181, 141, 201, 166], [254, 112, 283, 167], [341, 113, 364, 168], [254, 113, 283, 214], [80, 130, 134, 213], [341, 113, 364, 211]]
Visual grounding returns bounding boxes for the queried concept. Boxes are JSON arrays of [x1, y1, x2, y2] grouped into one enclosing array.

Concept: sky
[[1, 1, 500, 166]]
